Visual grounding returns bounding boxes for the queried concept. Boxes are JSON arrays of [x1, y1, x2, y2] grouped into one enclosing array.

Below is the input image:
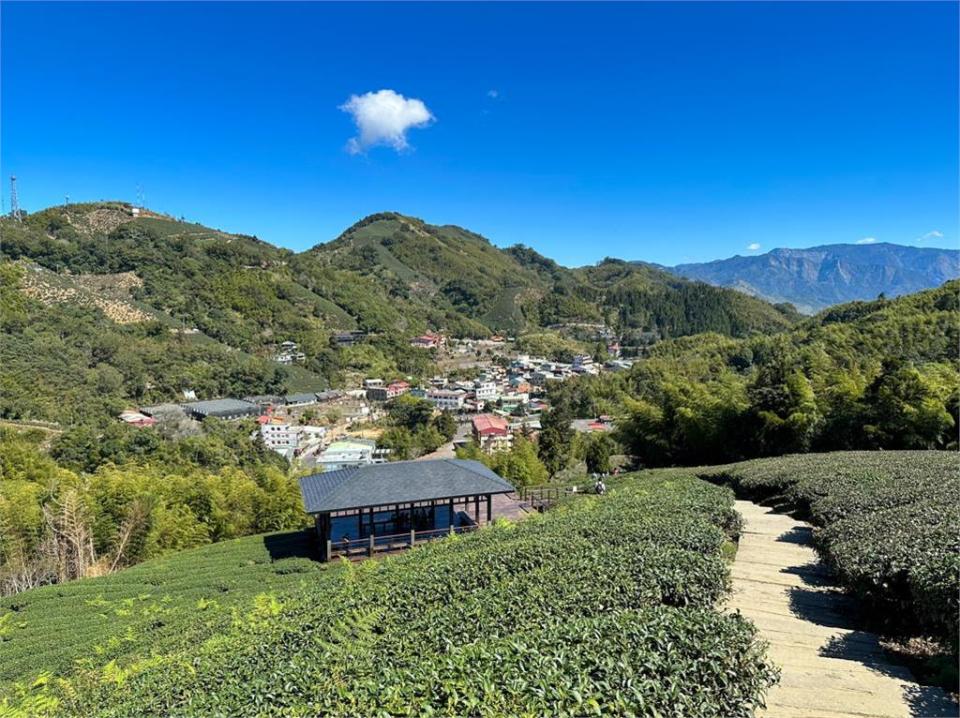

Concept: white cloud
[[746, 242, 761, 251], [487, 89, 499, 99], [339, 89, 434, 154], [856, 237, 877, 245], [915, 230, 944, 242]]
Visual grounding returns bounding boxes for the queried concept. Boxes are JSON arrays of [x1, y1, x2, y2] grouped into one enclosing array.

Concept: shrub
[[5, 475, 777, 717], [699, 451, 959, 648]]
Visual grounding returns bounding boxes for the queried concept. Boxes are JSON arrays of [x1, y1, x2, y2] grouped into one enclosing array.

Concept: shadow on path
[[820, 633, 959, 718]]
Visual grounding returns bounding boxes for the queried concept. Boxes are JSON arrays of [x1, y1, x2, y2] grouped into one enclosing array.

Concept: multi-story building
[[366, 381, 411, 402], [474, 380, 499, 403], [259, 421, 327, 458], [471, 413, 512, 453], [426, 389, 465, 412]]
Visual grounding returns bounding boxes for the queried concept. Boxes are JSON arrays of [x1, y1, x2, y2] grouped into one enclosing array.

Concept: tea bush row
[[699, 451, 959, 646], [0, 530, 336, 691], [8, 474, 778, 717]]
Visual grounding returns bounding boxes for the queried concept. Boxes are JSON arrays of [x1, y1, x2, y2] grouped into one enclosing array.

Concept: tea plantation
[[1, 474, 778, 717], [698, 451, 959, 649], [0, 530, 341, 697]]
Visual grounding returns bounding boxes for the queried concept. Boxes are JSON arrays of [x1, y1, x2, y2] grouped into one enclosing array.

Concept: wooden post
[[325, 539, 331, 562], [474, 495, 480, 523], [410, 528, 416, 547], [448, 497, 454, 527], [369, 533, 375, 557], [486, 494, 492, 524]]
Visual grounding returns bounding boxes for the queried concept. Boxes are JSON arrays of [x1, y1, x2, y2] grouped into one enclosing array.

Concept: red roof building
[[410, 333, 445, 349], [472, 413, 512, 453]]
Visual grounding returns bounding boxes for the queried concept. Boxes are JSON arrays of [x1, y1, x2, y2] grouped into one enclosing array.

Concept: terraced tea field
[[1, 474, 777, 717], [0, 530, 340, 694]]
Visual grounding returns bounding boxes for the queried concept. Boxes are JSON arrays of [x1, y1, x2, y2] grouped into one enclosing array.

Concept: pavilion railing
[[326, 523, 479, 561], [518, 485, 564, 511]]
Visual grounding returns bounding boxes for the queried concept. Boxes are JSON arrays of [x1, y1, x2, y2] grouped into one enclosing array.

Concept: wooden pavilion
[[298, 459, 515, 561]]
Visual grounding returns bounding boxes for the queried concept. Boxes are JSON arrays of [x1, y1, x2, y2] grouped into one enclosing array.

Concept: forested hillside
[[0, 203, 802, 422], [615, 281, 959, 464], [2, 203, 798, 351]]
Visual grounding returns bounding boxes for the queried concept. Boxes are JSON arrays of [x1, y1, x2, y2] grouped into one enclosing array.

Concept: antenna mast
[[9, 176, 22, 222]]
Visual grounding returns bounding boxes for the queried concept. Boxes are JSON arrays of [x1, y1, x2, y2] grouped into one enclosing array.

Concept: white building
[[426, 389, 466, 412], [474, 380, 499, 402], [259, 422, 327, 458], [314, 438, 388, 472]]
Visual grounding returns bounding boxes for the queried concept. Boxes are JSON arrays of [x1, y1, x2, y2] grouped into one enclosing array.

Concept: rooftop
[[472, 413, 509, 435], [182, 398, 259, 416], [298, 459, 514, 513], [323, 438, 377, 452]]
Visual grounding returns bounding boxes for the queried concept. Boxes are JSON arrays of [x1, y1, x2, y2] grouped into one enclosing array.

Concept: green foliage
[[579, 259, 796, 338], [487, 436, 549, 487], [0, 530, 335, 695], [0, 263, 295, 429], [2, 205, 807, 437], [583, 432, 617, 474], [699, 451, 959, 649], [3, 474, 776, 716], [514, 331, 589, 362], [376, 396, 458, 460], [0, 428, 307, 596], [617, 283, 959, 465]]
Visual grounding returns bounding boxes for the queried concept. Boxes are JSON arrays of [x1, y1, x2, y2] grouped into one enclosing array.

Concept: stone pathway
[[729, 500, 958, 718]]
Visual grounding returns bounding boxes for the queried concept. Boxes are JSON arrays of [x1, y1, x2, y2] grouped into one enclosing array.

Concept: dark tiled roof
[[285, 393, 318, 404], [298, 459, 514, 514]]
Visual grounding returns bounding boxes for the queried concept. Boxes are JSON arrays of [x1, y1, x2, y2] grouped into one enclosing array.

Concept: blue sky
[[2, 2, 957, 266]]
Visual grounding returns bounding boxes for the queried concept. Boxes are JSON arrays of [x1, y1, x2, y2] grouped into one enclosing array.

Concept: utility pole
[[9, 176, 22, 222]]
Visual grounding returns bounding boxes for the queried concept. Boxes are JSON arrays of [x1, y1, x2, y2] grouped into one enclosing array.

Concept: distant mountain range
[[669, 243, 959, 314]]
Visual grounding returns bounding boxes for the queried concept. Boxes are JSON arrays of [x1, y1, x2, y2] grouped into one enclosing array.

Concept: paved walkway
[[729, 500, 958, 718]]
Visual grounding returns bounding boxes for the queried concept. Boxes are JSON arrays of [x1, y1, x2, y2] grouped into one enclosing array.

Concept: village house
[[474, 378, 499, 403], [471, 413, 512, 453], [410, 333, 445, 349], [426, 388, 465, 412], [333, 330, 367, 347], [273, 341, 306, 365], [118, 409, 156, 428], [258, 419, 327, 459], [244, 394, 285, 411], [366, 380, 411, 402], [284, 393, 318, 408], [314, 438, 388, 472]]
